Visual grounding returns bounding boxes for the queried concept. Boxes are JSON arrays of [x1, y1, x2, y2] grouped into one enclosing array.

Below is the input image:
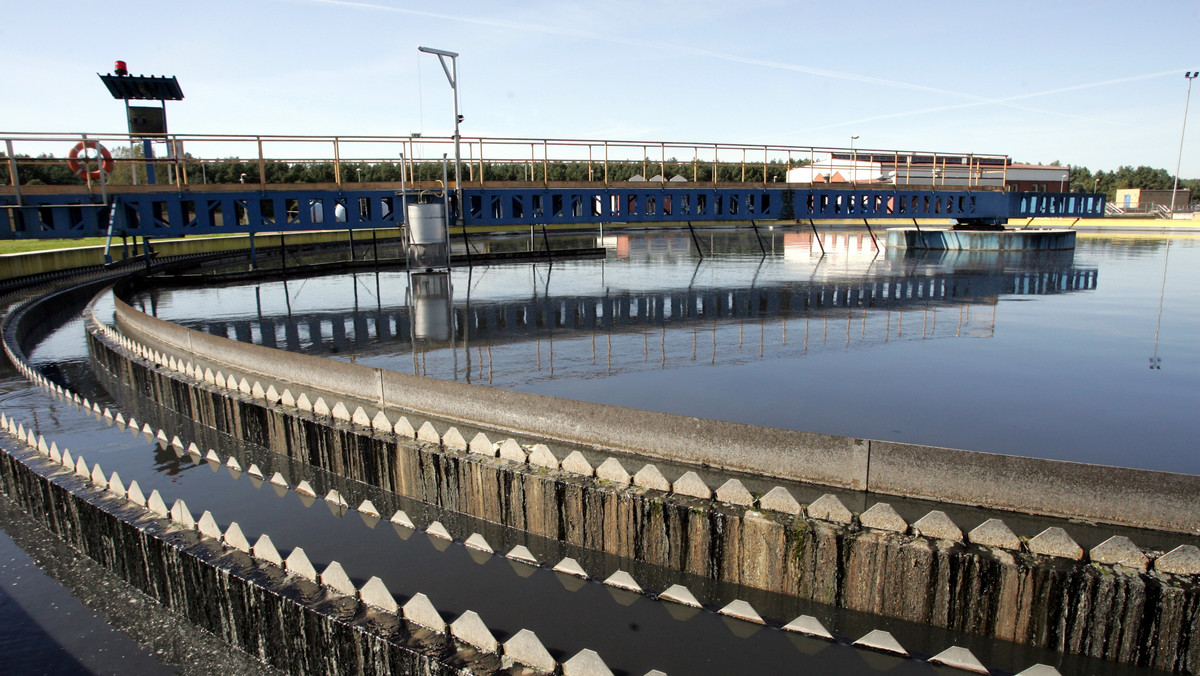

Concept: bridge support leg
[[749, 220, 766, 255], [248, 232, 257, 271], [809, 219, 824, 254], [863, 219, 879, 250], [687, 221, 705, 259]]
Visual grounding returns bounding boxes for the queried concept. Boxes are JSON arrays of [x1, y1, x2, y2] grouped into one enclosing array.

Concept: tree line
[[2, 149, 1196, 205]]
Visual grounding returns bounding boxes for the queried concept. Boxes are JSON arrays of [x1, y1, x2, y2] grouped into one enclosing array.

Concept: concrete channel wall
[[111, 288, 1200, 534], [92, 295, 1200, 670]]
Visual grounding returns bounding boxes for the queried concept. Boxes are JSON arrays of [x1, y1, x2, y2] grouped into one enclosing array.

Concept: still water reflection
[[137, 230, 1199, 475]]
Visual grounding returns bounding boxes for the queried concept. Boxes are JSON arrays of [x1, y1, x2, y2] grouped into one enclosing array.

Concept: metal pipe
[[1170, 72, 1197, 213]]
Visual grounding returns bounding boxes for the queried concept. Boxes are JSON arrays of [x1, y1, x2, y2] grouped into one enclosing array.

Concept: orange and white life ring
[[67, 140, 115, 180]]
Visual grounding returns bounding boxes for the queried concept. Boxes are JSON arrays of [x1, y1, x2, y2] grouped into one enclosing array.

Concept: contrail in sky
[[296, 0, 1173, 125]]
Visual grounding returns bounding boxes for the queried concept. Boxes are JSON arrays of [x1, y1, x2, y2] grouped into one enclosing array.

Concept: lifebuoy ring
[[67, 141, 115, 180]]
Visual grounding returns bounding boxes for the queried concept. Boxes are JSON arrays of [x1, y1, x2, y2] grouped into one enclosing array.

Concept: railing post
[[333, 137, 342, 187], [604, 142, 609, 185], [741, 147, 746, 183], [256, 137, 266, 190], [478, 139, 485, 185], [763, 146, 768, 186], [5, 140, 22, 207], [660, 142, 666, 183], [543, 139, 549, 185]]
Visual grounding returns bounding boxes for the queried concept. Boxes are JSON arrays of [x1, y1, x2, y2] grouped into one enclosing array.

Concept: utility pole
[[1169, 71, 1197, 213], [418, 46, 464, 225]]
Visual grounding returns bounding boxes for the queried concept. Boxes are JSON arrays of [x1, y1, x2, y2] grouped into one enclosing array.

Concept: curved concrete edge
[[105, 282, 1200, 534], [868, 439, 1200, 535], [109, 286, 868, 491], [78, 311, 1200, 578], [0, 379, 1189, 676]]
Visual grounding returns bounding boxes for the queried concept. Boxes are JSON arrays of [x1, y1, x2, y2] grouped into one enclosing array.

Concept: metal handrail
[[1, 131, 1011, 192]]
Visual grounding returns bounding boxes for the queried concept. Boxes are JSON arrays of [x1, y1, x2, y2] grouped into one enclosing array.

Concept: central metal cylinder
[[407, 203, 446, 245]]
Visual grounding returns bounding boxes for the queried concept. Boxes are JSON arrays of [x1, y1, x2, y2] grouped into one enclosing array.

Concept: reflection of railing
[[1, 131, 1011, 191], [168, 265, 1098, 360]]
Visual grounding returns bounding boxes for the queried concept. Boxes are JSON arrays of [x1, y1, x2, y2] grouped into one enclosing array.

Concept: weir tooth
[[284, 547, 318, 582], [402, 592, 445, 633], [247, 464, 264, 479], [295, 393, 313, 412], [295, 480, 316, 497], [1016, 665, 1063, 676], [930, 646, 989, 674], [107, 472, 126, 498], [1090, 535, 1150, 571], [170, 499, 195, 529], [469, 432, 495, 456], [359, 576, 398, 613], [226, 456, 242, 472], [74, 456, 90, 479], [280, 389, 296, 407], [331, 401, 352, 421], [1155, 545, 1200, 575], [394, 416, 416, 438], [238, 378, 251, 395], [450, 610, 498, 653], [351, 406, 371, 426], [853, 629, 908, 656], [503, 629, 555, 672], [561, 451, 594, 477], [205, 450, 221, 463], [146, 490, 169, 517], [312, 397, 330, 417], [198, 511, 222, 539], [968, 518, 1021, 550], [390, 510, 415, 529], [126, 481, 146, 507], [715, 479, 754, 507], [371, 410, 391, 432], [464, 533, 493, 554], [912, 510, 963, 541], [506, 545, 538, 565], [320, 561, 356, 596], [603, 570, 642, 593], [718, 599, 764, 624], [783, 615, 834, 640], [90, 464, 107, 488], [251, 382, 266, 399], [553, 557, 587, 578], [633, 464, 670, 492], [269, 472, 289, 487], [252, 534, 282, 566], [672, 471, 711, 500], [265, 385, 281, 404], [808, 494, 854, 524], [659, 584, 701, 607], [324, 489, 348, 507], [596, 458, 631, 484], [442, 426, 468, 451], [426, 521, 453, 541], [1028, 527, 1083, 560], [563, 649, 613, 676], [224, 522, 251, 553], [860, 503, 908, 533], [417, 421, 441, 445], [357, 499, 380, 518], [526, 444, 558, 468], [759, 486, 801, 515]]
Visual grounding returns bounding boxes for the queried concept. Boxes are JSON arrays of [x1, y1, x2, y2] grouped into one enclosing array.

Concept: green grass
[[0, 238, 112, 254]]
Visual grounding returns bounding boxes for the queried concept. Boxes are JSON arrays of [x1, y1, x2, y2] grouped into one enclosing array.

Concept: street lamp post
[[850, 136, 859, 182], [418, 46, 464, 225], [1169, 71, 1197, 213]]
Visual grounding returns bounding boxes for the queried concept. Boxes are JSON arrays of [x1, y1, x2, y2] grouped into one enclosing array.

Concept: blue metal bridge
[[0, 185, 1104, 240], [0, 133, 1105, 240]]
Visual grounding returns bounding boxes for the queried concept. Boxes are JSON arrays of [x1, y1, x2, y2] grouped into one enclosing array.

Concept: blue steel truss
[[0, 187, 1105, 240]]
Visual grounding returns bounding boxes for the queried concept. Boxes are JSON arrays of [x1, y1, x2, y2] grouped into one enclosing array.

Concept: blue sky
[[5, 0, 1198, 175]]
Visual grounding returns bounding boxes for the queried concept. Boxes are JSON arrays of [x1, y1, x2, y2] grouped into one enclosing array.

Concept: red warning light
[[113, 60, 128, 76]]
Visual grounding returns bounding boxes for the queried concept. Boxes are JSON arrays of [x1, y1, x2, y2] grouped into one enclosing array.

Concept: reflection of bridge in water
[[170, 252, 1098, 368]]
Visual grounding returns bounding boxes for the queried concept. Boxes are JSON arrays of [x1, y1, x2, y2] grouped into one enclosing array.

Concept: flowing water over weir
[[1, 230, 1198, 675]]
